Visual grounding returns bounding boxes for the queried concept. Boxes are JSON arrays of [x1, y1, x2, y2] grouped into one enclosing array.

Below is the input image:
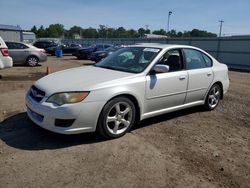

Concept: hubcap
[[106, 102, 132, 135], [28, 57, 38, 66], [208, 86, 220, 109]]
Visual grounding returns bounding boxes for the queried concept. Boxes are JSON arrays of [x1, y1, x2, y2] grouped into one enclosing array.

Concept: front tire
[[97, 97, 136, 139], [204, 84, 221, 110], [27, 56, 38, 67]]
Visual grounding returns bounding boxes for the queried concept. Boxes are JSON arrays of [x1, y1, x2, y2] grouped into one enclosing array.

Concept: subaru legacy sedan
[[26, 44, 229, 138]]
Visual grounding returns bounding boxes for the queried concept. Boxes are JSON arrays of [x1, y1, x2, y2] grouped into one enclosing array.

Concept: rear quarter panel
[[212, 61, 230, 94]]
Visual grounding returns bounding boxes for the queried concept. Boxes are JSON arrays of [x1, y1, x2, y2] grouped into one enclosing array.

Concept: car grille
[[29, 85, 45, 102]]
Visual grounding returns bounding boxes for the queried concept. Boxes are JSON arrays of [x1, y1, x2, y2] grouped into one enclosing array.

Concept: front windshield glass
[[94, 47, 161, 73]]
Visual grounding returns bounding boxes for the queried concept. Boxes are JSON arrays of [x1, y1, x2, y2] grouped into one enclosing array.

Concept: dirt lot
[[0, 56, 249, 188]]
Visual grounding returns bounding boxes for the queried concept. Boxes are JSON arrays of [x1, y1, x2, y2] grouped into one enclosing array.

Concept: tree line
[[30, 24, 217, 38]]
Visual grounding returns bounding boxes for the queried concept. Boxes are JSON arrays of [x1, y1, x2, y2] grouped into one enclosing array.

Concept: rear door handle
[[179, 75, 186, 80], [207, 72, 212, 76]]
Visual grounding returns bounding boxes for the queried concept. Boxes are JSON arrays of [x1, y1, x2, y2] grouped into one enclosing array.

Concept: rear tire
[[97, 97, 136, 139], [27, 56, 38, 67], [204, 84, 221, 110]]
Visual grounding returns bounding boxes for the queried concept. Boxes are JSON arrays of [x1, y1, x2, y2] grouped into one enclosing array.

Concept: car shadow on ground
[[13, 64, 43, 67], [0, 72, 45, 81], [134, 106, 206, 130], [0, 106, 205, 151]]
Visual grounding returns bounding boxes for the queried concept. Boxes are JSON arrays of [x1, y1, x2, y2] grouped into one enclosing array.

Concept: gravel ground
[[0, 56, 249, 188]]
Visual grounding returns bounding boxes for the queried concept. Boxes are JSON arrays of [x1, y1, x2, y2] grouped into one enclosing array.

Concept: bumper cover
[[26, 94, 105, 134]]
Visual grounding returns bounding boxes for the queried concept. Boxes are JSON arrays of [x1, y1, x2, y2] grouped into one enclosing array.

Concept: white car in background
[[0, 36, 13, 69], [26, 44, 229, 138]]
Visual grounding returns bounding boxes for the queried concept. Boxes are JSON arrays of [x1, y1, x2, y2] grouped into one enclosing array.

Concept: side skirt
[[141, 100, 204, 120]]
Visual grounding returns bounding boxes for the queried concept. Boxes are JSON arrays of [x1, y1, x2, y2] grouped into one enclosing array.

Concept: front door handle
[[179, 75, 186, 80]]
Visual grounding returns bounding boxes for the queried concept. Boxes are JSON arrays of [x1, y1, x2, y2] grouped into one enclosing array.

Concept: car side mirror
[[152, 64, 169, 73]]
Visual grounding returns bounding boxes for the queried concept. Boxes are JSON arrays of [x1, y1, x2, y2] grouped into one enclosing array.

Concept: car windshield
[[94, 47, 161, 73]]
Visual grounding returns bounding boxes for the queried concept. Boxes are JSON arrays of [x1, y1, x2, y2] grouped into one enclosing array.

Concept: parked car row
[[0, 36, 124, 69], [90, 46, 122, 62], [32, 40, 118, 63], [73, 44, 113, 60], [46, 43, 82, 55]]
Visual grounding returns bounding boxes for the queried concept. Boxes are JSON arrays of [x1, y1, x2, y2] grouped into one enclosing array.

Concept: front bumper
[[25, 93, 105, 134]]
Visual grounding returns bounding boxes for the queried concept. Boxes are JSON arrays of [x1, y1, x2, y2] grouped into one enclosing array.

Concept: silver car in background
[[26, 44, 229, 138], [6, 41, 47, 66]]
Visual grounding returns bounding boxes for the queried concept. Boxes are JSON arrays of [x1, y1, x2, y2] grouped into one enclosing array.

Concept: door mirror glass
[[153, 64, 169, 73]]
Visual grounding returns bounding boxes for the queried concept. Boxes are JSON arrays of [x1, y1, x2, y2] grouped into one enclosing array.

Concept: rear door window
[[202, 53, 213, 67], [183, 49, 207, 70]]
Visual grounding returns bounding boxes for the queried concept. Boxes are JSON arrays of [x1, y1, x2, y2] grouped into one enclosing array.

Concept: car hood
[[79, 47, 94, 52], [34, 65, 137, 96], [93, 51, 106, 55]]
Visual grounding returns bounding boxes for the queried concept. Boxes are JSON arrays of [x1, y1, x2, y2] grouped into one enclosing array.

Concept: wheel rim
[[28, 57, 38, 66], [106, 102, 133, 135], [208, 86, 220, 109]]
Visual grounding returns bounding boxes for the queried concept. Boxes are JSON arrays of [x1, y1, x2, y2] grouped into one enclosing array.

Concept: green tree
[[82, 27, 99, 38], [46, 24, 64, 38], [67, 26, 82, 38], [115, 27, 127, 38], [30, 25, 37, 35], [127, 29, 139, 38], [152, 29, 167, 36], [177, 31, 183, 37], [98, 25, 108, 38], [168, 29, 178, 37], [37, 25, 47, 37], [190, 29, 217, 37], [145, 29, 151, 34], [138, 28, 146, 38]]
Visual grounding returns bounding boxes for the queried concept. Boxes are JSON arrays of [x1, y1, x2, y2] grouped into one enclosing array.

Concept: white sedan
[[26, 44, 229, 138]]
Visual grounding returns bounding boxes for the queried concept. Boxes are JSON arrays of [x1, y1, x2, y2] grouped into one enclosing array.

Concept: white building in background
[[0, 24, 22, 42], [22, 31, 36, 43], [144, 34, 168, 38]]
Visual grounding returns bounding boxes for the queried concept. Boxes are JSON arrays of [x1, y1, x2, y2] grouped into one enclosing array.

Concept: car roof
[[131, 43, 197, 50]]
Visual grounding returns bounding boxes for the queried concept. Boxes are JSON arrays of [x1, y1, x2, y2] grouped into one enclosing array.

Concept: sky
[[1, 0, 250, 36]]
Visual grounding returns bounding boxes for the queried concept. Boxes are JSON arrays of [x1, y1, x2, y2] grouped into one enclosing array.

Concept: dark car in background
[[90, 46, 122, 62], [33, 40, 58, 52], [46, 43, 82, 55], [73, 44, 113, 60]]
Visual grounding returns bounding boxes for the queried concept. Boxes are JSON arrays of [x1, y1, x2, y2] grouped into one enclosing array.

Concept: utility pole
[[219, 20, 224, 37], [167, 11, 172, 36]]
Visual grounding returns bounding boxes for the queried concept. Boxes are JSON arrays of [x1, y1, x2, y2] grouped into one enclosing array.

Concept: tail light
[[0, 48, 9, 56]]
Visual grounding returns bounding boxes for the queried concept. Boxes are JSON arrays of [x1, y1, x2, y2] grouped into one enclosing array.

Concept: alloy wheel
[[27, 57, 38, 67], [106, 102, 133, 135], [208, 86, 220, 109]]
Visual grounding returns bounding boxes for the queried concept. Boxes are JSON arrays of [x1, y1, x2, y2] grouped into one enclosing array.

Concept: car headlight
[[46, 92, 89, 106]]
